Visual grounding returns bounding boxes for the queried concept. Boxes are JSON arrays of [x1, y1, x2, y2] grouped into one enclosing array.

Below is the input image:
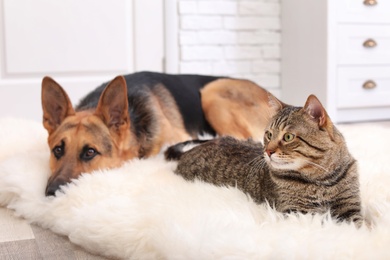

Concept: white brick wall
[[177, 0, 281, 94]]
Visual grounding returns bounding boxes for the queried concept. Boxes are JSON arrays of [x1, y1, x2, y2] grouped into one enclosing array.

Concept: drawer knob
[[363, 0, 377, 6], [363, 39, 377, 48], [363, 80, 377, 90]]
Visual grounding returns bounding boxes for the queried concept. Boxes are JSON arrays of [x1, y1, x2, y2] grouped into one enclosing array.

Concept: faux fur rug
[[0, 117, 390, 259]]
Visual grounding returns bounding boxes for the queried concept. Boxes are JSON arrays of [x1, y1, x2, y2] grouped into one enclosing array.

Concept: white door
[[0, 0, 164, 122]]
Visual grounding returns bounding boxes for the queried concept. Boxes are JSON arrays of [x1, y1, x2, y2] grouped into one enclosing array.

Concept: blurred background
[[0, 0, 388, 123]]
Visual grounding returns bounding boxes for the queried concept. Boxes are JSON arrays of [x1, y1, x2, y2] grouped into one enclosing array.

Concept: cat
[[165, 95, 363, 225]]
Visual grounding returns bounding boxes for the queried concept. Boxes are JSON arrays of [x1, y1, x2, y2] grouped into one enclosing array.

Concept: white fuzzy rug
[[0, 117, 390, 259]]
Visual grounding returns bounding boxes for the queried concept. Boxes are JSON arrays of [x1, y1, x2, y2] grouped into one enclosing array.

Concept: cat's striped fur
[[165, 95, 362, 225]]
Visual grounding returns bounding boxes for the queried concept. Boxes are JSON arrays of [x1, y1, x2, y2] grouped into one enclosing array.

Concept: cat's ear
[[303, 95, 335, 140], [268, 92, 287, 113]]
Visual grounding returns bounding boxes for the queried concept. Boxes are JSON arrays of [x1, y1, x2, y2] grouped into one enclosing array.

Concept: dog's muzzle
[[45, 179, 67, 196]]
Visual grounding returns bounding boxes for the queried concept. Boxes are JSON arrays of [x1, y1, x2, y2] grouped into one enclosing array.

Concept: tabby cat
[[165, 95, 363, 225]]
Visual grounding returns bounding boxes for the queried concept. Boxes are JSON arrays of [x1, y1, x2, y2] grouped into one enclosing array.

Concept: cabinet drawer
[[337, 66, 390, 109], [337, 25, 390, 65], [337, 0, 390, 23]]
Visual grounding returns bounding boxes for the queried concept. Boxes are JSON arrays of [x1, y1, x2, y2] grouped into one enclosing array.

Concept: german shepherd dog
[[41, 71, 277, 196]]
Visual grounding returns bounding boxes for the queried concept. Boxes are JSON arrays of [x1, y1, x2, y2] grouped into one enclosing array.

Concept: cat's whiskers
[[301, 159, 329, 174], [248, 155, 267, 172], [247, 155, 262, 166]]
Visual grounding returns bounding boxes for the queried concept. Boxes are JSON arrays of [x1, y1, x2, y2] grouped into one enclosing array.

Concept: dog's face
[[41, 76, 139, 196]]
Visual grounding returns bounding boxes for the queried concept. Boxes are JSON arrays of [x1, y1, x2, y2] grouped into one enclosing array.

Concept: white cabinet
[[281, 0, 390, 122]]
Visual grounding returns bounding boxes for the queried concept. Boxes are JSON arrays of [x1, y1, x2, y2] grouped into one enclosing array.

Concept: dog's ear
[[41, 77, 75, 134], [95, 76, 129, 132]]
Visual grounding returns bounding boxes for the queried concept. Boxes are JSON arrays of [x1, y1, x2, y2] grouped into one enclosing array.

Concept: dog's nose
[[45, 180, 65, 196]]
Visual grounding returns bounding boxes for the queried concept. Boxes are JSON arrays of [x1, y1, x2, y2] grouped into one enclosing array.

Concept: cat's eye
[[265, 131, 272, 140], [283, 133, 295, 142]]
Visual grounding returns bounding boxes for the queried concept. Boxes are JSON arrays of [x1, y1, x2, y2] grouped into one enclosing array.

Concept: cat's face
[[263, 107, 331, 170], [263, 95, 341, 178]]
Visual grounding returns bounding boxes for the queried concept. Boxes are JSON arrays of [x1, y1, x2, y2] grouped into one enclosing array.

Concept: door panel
[[3, 0, 133, 74], [0, 0, 163, 121]]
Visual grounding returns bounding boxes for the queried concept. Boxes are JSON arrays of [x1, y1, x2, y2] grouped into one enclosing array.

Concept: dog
[[41, 71, 278, 196]]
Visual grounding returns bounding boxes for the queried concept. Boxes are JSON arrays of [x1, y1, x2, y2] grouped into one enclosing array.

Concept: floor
[[0, 208, 108, 260]]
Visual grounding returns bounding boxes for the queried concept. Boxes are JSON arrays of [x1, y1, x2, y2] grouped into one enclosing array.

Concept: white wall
[[174, 0, 281, 96]]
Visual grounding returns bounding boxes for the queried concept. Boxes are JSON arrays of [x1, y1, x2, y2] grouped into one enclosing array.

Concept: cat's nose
[[265, 149, 275, 157]]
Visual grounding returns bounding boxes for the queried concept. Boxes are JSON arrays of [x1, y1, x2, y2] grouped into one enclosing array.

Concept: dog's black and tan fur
[[42, 71, 277, 196]]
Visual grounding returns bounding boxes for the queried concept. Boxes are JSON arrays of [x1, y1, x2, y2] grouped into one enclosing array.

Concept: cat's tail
[[164, 139, 209, 161]]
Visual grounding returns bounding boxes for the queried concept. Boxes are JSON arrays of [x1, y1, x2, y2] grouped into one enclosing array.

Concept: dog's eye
[[81, 147, 99, 161], [86, 148, 96, 158], [53, 145, 64, 159]]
